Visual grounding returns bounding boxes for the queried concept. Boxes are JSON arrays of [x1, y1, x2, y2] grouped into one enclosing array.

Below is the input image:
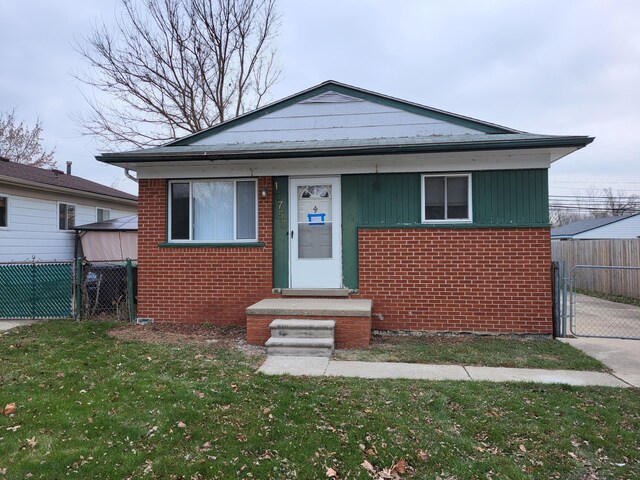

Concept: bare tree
[[600, 188, 640, 217], [0, 110, 56, 168], [550, 186, 640, 226], [74, 0, 281, 149]]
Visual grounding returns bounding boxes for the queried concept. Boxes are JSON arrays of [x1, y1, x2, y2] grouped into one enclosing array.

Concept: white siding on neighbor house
[[192, 91, 484, 145], [0, 191, 136, 263], [573, 214, 640, 239]]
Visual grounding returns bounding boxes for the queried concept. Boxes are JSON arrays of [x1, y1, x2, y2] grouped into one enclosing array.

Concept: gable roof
[[169, 80, 521, 146], [0, 157, 137, 202], [98, 80, 594, 165], [551, 214, 638, 238]]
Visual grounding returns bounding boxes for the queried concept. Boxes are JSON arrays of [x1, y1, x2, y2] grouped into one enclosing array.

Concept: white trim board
[[134, 148, 572, 180]]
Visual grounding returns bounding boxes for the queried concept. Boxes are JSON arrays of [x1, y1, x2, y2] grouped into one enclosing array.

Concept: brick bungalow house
[[98, 81, 593, 349]]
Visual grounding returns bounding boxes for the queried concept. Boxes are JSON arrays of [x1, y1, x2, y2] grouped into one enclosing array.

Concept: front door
[[289, 177, 342, 288]]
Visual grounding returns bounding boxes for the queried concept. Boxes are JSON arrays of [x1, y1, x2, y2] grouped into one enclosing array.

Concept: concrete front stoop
[[265, 319, 335, 357], [246, 298, 372, 349]]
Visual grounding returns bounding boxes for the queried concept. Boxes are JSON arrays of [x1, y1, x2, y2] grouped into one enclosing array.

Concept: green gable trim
[[158, 242, 265, 248], [272, 177, 289, 288], [168, 81, 517, 147]]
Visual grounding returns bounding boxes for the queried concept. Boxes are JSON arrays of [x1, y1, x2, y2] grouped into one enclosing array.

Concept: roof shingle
[[0, 158, 137, 202]]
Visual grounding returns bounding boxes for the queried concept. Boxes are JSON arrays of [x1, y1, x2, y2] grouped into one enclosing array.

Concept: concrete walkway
[[0, 319, 39, 332], [559, 337, 640, 388], [259, 356, 631, 388]]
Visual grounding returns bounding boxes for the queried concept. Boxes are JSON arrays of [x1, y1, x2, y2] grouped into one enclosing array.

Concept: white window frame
[[96, 207, 111, 222], [421, 173, 473, 223], [0, 193, 9, 229], [168, 179, 259, 243], [58, 202, 77, 231]]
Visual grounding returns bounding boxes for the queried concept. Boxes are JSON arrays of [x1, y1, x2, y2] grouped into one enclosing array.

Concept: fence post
[[31, 256, 36, 319], [75, 257, 83, 321], [561, 260, 568, 337], [126, 258, 135, 323]]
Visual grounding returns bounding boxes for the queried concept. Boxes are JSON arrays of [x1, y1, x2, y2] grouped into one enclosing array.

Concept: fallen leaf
[[3, 403, 16, 416], [361, 460, 376, 474], [391, 458, 406, 474], [519, 444, 527, 453], [177, 421, 186, 428], [56, 373, 65, 378], [326, 466, 337, 477], [262, 407, 271, 415], [26, 437, 37, 449], [6, 425, 20, 432], [0, 467, 7, 475], [416, 450, 430, 462], [193, 391, 205, 399]]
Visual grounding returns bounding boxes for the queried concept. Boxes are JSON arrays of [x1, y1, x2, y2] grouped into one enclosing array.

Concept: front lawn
[[334, 334, 608, 371], [1, 321, 638, 479]]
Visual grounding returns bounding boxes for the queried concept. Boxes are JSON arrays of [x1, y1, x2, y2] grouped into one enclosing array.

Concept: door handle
[[290, 230, 294, 239]]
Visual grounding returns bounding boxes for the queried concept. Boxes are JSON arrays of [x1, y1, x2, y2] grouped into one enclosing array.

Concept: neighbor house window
[[169, 179, 257, 242], [59, 203, 76, 230], [0, 196, 7, 227], [422, 174, 471, 222], [97, 208, 110, 222]]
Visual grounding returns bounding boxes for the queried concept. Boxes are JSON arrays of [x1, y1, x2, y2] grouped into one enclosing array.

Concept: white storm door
[[289, 177, 342, 288]]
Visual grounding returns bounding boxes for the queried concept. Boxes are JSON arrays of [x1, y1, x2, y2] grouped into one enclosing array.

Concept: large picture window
[[59, 203, 76, 230], [169, 179, 257, 242], [422, 174, 471, 222]]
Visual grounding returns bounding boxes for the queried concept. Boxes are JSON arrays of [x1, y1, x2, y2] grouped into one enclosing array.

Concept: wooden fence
[[551, 239, 640, 299]]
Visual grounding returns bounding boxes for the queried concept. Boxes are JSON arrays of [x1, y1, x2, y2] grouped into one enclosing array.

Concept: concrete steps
[[266, 319, 335, 356], [246, 298, 372, 349]]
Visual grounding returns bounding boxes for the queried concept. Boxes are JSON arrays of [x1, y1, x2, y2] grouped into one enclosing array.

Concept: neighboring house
[[0, 158, 137, 262], [98, 80, 593, 342], [551, 214, 640, 239]]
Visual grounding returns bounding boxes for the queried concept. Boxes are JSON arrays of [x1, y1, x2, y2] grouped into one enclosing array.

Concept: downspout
[[124, 168, 138, 183]]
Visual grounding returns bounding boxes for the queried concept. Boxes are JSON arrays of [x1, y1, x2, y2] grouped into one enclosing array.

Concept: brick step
[[265, 337, 334, 357], [269, 319, 335, 338]]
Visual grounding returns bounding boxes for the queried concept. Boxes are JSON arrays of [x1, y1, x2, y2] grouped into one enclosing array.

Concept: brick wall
[[136, 177, 273, 324], [358, 228, 552, 334], [247, 314, 372, 348]]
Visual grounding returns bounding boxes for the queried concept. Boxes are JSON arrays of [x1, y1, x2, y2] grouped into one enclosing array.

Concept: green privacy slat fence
[[0, 262, 72, 318]]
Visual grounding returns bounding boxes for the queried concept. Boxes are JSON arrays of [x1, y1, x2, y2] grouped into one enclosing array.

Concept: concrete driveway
[[560, 337, 640, 387], [572, 293, 640, 338], [0, 319, 39, 331]]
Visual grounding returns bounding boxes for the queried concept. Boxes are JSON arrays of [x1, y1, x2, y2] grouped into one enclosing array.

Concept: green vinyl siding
[[473, 170, 549, 225], [340, 169, 549, 289], [274, 170, 549, 289], [272, 177, 289, 288]]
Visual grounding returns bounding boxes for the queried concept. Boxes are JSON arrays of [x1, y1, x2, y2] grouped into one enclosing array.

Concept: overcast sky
[[1, 0, 639, 198]]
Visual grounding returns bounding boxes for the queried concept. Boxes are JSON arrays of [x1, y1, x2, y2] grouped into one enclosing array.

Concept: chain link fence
[[569, 265, 640, 339], [0, 258, 137, 321], [75, 259, 137, 321], [0, 261, 73, 318]]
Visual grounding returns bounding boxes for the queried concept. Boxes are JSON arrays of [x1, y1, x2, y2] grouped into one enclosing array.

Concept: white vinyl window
[[168, 179, 258, 242], [0, 195, 8, 228], [97, 208, 111, 222], [59, 203, 76, 230], [421, 174, 472, 223]]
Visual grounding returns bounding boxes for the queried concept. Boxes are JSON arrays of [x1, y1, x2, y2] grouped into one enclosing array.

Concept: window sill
[[158, 242, 265, 248]]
